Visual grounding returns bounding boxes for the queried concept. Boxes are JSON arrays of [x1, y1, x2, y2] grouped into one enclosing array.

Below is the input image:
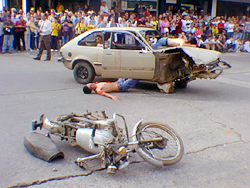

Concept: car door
[[101, 31, 155, 79], [101, 31, 121, 78]]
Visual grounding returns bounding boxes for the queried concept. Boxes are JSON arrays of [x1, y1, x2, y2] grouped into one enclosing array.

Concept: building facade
[[0, 0, 250, 18]]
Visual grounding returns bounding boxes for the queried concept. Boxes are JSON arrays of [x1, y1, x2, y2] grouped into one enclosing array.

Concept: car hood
[[154, 46, 221, 65]]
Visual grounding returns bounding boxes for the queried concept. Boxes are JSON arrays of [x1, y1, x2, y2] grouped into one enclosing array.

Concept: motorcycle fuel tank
[[76, 128, 114, 154]]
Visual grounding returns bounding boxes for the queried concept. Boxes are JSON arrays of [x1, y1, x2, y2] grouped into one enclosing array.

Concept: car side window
[[78, 32, 103, 47], [111, 32, 145, 50], [103, 32, 112, 49]]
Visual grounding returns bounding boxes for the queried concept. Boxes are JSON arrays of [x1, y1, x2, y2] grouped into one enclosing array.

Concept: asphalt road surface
[[0, 51, 250, 188]]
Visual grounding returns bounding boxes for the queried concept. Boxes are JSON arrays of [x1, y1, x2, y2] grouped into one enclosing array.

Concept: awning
[[218, 0, 250, 3]]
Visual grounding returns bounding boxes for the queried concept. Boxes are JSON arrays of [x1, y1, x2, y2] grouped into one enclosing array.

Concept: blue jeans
[[26, 33, 31, 50], [0, 34, 3, 52], [153, 38, 168, 49], [117, 78, 139, 91], [3, 35, 14, 53], [62, 35, 70, 45]]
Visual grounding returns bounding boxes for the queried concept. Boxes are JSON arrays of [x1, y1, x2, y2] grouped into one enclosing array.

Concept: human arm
[[96, 90, 121, 101]]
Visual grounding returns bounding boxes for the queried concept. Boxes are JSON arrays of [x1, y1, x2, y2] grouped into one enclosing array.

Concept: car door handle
[[105, 52, 114, 55]]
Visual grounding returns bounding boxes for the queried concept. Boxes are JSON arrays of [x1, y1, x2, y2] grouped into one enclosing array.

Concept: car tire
[[73, 61, 95, 84], [175, 79, 188, 88]]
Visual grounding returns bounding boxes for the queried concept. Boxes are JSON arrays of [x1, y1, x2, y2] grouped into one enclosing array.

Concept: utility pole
[[158, 0, 167, 15], [176, 0, 181, 11]]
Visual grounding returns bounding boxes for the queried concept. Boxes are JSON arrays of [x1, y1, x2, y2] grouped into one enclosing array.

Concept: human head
[[95, 35, 102, 44], [83, 86, 92, 94], [83, 83, 97, 94], [80, 17, 85, 23], [102, 1, 106, 7], [6, 15, 11, 21], [41, 13, 47, 20], [98, 15, 104, 22]]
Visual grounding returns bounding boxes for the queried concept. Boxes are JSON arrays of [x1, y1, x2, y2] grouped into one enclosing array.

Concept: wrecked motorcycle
[[24, 111, 184, 173]]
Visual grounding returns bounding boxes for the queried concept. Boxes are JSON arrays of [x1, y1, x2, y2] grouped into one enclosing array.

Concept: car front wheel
[[73, 61, 95, 84], [175, 79, 188, 88]]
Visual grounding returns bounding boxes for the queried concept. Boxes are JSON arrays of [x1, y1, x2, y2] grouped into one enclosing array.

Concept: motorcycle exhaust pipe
[[32, 114, 63, 134]]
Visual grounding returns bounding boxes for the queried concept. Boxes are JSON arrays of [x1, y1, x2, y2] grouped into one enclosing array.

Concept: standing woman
[[87, 14, 97, 30], [75, 17, 87, 35], [28, 16, 37, 50], [160, 16, 170, 35], [158, 14, 163, 31], [15, 15, 26, 51], [170, 14, 177, 35], [107, 16, 117, 27]]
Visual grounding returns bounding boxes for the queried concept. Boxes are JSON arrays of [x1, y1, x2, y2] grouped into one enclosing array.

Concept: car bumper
[[57, 57, 73, 70], [57, 57, 72, 63]]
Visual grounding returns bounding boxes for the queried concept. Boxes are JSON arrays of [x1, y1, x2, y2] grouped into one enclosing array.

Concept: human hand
[[112, 96, 121, 101]]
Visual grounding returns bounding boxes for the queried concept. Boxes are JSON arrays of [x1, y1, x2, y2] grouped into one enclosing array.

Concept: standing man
[[2, 15, 14, 54], [0, 18, 4, 53], [33, 13, 52, 61]]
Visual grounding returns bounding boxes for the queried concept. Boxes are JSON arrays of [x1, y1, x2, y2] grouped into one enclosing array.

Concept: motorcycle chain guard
[[24, 132, 64, 162]]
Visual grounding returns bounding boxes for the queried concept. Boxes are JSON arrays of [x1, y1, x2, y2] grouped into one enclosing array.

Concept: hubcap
[[77, 67, 88, 79]]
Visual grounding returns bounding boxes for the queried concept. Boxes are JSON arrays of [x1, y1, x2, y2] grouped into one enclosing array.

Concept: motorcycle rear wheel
[[135, 122, 184, 166]]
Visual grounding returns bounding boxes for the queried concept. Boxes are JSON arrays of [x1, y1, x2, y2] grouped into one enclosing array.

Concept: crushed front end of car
[[153, 47, 231, 93]]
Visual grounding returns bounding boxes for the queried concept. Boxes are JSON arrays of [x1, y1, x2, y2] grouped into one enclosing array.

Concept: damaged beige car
[[58, 27, 231, 93]]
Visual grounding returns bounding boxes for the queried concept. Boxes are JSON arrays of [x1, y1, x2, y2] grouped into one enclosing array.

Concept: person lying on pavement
[[82, 78, 139, 101]]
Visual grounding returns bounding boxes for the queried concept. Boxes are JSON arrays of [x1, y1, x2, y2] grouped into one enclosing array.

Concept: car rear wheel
[[73, 61, 95, 84]]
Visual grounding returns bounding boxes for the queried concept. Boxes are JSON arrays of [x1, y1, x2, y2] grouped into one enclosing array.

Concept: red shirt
[[218, 22, 225, 32], [15, 20, 26, 32]]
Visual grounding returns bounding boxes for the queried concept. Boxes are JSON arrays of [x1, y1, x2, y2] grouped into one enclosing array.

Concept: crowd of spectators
[[0, 1, 250, 54]]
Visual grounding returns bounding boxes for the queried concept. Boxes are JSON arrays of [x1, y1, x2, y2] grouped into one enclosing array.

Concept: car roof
[[87, 27, 156, 33]]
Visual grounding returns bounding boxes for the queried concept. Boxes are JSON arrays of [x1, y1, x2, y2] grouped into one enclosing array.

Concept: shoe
[[51, 49, 54, 52], [33, 57, 40, 60], [44, 59, 51, 61], [55, 50, 58, 52]]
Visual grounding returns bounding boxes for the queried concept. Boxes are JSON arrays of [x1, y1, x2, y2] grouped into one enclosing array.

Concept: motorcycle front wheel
[[134, 122, 184, 166]]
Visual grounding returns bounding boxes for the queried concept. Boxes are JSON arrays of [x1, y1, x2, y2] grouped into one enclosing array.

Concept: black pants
[[16, 31, 26, 51], [36, 35, 51, 60], [30, 32, 35, 50], [51, 36, 58, 50]]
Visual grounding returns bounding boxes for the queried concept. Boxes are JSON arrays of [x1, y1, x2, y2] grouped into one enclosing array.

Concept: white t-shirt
[[181, 20, 192, 32], [205, 39, 215, 44], [100, 5, 109, 13], [227, 23, 234, 32], [197, 39, 204, 47], [226, 39, 233, 44], [243, 41, 250, 52]]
